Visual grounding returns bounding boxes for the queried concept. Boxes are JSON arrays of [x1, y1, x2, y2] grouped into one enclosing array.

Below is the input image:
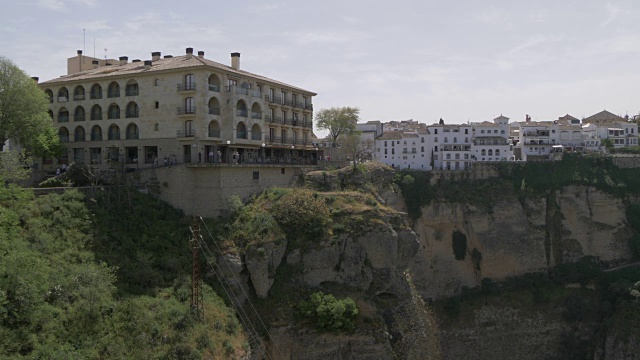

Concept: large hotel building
[[38, 48, 317, 171]]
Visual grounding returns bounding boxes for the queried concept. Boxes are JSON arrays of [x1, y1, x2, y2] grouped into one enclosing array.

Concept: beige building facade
[[38, 48, 317, 172]]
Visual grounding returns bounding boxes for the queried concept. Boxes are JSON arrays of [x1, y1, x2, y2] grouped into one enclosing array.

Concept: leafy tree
[[340, 130, 374, 171], [602, 138, 614, 151], [298, 291, 358, 331], [316, 106, 359, 146], [0, 56, 61, 156]]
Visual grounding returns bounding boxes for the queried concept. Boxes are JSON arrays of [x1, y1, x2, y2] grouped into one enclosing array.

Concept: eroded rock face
[[410, 185, 633, 299], [244, 241, 287, 298], [595, 333, 640, 360]]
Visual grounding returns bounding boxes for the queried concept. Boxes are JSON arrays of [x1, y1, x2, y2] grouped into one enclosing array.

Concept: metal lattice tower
[[190, 216, 204, 321]]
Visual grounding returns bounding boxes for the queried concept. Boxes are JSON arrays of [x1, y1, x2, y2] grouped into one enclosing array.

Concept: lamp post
[[226, 140, 231, 164], [261, 143, 265, 163]]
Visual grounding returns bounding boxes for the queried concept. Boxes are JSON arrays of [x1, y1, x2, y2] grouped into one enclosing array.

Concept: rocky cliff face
[[410, 185, 633, 299]]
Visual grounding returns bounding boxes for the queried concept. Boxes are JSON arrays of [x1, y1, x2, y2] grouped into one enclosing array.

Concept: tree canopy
[[316, 106, 360, 144], [0, 56, 61, 156]]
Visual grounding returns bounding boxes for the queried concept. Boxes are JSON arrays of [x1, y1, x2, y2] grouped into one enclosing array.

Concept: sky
[[1, 0, 640, 126]]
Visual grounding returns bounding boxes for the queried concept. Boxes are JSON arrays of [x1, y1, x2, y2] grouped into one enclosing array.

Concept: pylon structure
[[190, 216, 204, 321]]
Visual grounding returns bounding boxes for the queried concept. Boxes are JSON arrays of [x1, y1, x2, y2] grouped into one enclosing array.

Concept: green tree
[[299, 291, 358, 331], [340, 130, 373, 171], [0, 56, 61, 156], [316, 107, 359, 146], [602, 138, 614, 151]]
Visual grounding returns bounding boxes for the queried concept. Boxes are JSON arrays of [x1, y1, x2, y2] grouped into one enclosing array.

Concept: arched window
[[251, 124, 262, 140], [58, 107, 69, 123], [57, 87, 69, 102], [44, 89, 53, 103], [125, 79, 139, 96], [74, 126, 85, 142], [184, 74, 195, 90], [481, 149, 486, 156], [91, 105, 102, 120], [183, 97, 195, 114], [108, 104, 120, 119], [74, 106, 85, 121], [90, 83, 102, 99], [495, 149, 500, 156], [236, 100, 247, 117], [126, 123, 139, 140], [488, 149, 493, 156], [208, 97, 221, 115], [208, 120, 220, 138], [73, 85, 85, 101], [236, 122, 247, 139], [108, 124, 120, 140], [126, 102, 139, 118], [251, 102, 262, 119], [58, 127, 69, 142], [107, 82, 120, 98], [91, 125, 102, 141], [208, 74, 221, 91]]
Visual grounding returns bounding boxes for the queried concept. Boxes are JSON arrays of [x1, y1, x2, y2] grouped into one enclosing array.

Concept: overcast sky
[[2, 0, 639, 125]]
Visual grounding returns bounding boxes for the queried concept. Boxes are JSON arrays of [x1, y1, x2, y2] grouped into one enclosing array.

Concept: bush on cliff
[[298, 291, 358, 332], [271, 189, 332, 243]]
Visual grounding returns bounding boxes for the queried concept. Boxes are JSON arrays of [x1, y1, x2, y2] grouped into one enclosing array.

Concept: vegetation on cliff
[[0, 183, 247, 359]]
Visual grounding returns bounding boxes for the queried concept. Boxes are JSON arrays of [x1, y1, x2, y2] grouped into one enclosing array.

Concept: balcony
[[107, 91, 120, 98], [126, 111, 139, 118], [208, 84, 220, 92], [91, 134, 102, 141], [209, 107, 221, 115], [125, 88, 139, 96], [59, 136, 69, 142], [268, 136, 281, 144], [208, 130, 221, 138], [177, 130, 196, 138], [236, 109, 248, 117], [108, 133, 120, 140], [74, 114, 85, 122], [177, 83, 196, 91], [264, 95, 282, 104], [251, 133, 262, 141], [73, 94, 85, 101], [91, 113, 102, 120], [236, 132, 248, 139], [177, 106, 196, 115], [235, 87, 248, 95], [58, 115, 69, 122], [251, 112, 262, 119], [251, 90, 262, 98], [304, 121, 313, 128], [74, 135, 85, 142], [442, 145, 471, 151], [108, 113, 120, 120], [58, 96, 68, 102], [126, 132, 139, 140], [305, 103, 313, 111], [265, 115, 271, 122], [294, 101, 304, 108], [90, 92, 102, 99]]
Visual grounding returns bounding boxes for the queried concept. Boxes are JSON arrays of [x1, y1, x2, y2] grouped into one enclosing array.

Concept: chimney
[[526, 114, 531, 123], [132, 59, 141, 63], [31, 77, 39, 83], [92, 60, 99, 69], [152, 52, 161, 61], [119, 56, 128, 65], [231, 52, 240, 70], [77, 50, 83, 56], [164, 55, 173, 58], [144, 60, 152, 70], [186, 47, 193, 59], [198, 51, 205, 58]]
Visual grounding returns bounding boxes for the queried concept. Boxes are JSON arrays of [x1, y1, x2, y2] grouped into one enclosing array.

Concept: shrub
[[271, 189, 332, 243], [298, 291, 358, 332]]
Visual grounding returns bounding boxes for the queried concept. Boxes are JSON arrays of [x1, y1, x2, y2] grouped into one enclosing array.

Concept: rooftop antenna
[[93, 37, 95, 59], [104, 48, 107, 60]]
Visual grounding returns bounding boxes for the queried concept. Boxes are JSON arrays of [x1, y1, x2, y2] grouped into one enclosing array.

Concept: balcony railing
[[125, 88, 139, 96], [108, 112, 120, 120], [209, 107, 221, 115], [305, 103, 313, 110], [236, 109, 248, 117], [177, 83, 196, 91], [274, 116, 282, 123], [208, 84, 220, 92], [268, 136, 281, 144], [281, 99, 293, 106], [126, 132, 139, 140], [59, 136, 69, 142], [236, 87, 248, 95], [107, 91, 120, 98], [304, 121, 313, 128], [264, 95, 282, 103], [73, 94, 85, 101], [251, 133, 261, 141], [91, 134, 102, 141], [126, 110, 139, 118], [294, 101, 304, 108], [90, 92, 102, 99], [108, 133, 120, 140], [58, 96, 68, 102], [236, 132, 248, 139], [177, 130, 196, 137], [265, 115, 271, 122], [91, 113, 102, 120], [177, 106, 196, 115], [74, 135, 85, 141], [208, 130, 221, 138], [251, 90, 262, 98], [251, 112, 262, 119], [74, 114, 85, 121], [58, 115, 69, 122]]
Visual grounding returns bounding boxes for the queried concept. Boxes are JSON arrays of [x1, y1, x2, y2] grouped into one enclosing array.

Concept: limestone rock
[[244, 241, 287, 298]]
